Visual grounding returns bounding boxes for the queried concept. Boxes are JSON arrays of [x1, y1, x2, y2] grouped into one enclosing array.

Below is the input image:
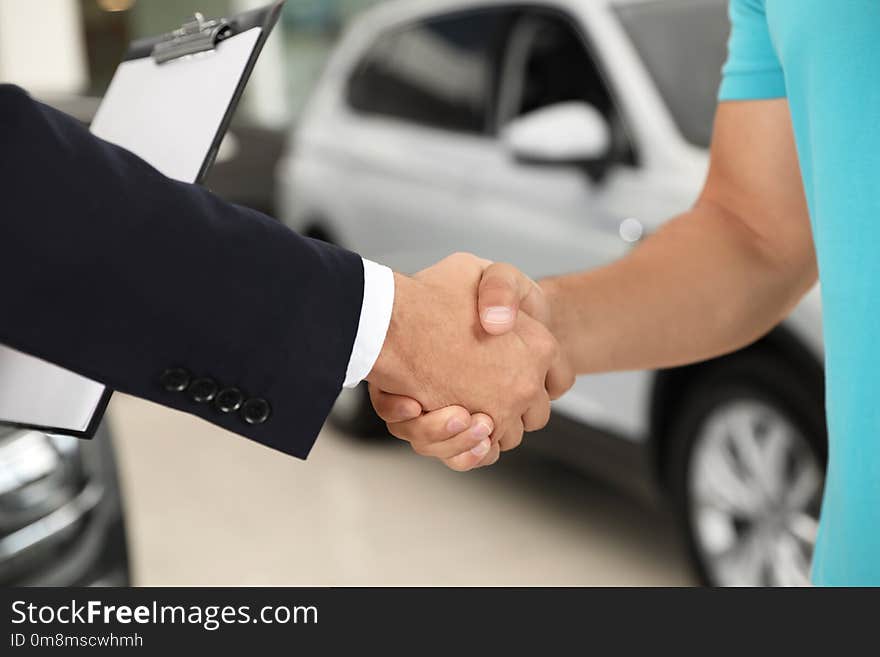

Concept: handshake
[[365, 253, 575, 471]]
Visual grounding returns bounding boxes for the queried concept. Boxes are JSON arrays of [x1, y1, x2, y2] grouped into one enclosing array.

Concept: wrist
[[538, 275, 577, 366], [538, 276, 563, 337], [367, 272, 419, 388]]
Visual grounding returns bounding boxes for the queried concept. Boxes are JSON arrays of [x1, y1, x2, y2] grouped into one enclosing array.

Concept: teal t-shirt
[[719, 0, 880, 585]]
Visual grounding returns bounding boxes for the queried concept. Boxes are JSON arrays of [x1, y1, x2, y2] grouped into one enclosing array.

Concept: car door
[[331, 5, 654, 437], [470, 7, 646, 277], [333, 8, 517, 273]]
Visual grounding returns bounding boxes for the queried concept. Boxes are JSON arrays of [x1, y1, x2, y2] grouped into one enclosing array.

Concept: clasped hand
[[365, 253, 574, 471]]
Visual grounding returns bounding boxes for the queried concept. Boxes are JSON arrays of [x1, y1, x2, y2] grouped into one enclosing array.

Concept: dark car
[[0, 423, 129, 585]]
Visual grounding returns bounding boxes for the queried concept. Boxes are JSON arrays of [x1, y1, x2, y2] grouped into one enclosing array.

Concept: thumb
[[368, 384, 423, 422], [478, 263, 544, 335]]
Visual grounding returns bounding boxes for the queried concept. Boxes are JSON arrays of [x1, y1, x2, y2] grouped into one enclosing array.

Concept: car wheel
[[328, 383, 388, 438], [668, 353, 826, 586]]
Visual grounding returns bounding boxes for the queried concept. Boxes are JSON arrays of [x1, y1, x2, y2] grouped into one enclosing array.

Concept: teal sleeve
[[718, 0, 786, 100]]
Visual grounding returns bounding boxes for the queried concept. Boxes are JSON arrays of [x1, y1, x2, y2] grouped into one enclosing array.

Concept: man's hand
[[366, 254, 567, 468], [475, 263, 574, 396], [369, 385, 500, 471], [369, 258, 574, 470]]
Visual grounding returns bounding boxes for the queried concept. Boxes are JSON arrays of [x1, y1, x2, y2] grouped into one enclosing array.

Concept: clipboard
[[0, 1, 285, 438]]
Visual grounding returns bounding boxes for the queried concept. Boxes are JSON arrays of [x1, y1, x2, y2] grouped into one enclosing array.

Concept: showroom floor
[[108, 394, 695, 586]]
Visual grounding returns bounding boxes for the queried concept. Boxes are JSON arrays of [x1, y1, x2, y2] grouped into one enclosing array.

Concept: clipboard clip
[[152, 13, 233, 64]]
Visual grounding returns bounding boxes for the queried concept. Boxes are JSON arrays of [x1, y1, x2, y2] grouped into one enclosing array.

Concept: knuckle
[[541, 335, 558, 362], [502, 434, 523, 450], [514, 379, 535, 406], [428, 428, 449, 444], [525, 375, 543, 399], [480, 276, 510, 294], [427, 421, 453, 443], [529, 414, 550, 432], [448, 251, 473, 264], [387, 425, 407, 441], [481, 266, 516, 291], [445, 458, 471, 472], [552, 371, 575, 400], [491, 262, 516, 278], [376, 407, 396, 422]]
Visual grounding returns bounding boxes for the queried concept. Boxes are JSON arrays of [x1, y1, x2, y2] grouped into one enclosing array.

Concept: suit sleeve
[[0, 84, 365, 459]]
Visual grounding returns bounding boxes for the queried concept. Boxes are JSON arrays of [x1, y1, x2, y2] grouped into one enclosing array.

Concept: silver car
[[278, 0, 826, 586]]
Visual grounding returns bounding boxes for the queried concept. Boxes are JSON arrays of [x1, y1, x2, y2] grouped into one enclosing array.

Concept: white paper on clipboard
[[0, 3, 284, 437]]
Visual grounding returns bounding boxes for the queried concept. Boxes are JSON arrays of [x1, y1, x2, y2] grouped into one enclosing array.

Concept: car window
[[614, 0, 729, 149], [497, 10, 633, 163], [505, 17, 611, 118], [347, 10, 511, 134]]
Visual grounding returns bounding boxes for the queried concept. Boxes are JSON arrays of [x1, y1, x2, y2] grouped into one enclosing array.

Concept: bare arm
[[369, 99, 818, 471], [541, 99, 816, 374]]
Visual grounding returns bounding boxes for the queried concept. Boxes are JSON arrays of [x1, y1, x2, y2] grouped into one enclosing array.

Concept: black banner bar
[[0, 587, 873, 651]]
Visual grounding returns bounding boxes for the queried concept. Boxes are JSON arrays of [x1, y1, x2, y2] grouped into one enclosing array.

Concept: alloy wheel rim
[[688, 398, 824, 586]]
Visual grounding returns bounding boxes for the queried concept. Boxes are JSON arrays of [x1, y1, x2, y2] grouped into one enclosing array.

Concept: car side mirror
[[502, 101, 612, 167]]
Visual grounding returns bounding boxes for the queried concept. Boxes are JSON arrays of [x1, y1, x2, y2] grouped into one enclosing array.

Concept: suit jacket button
[[241, 398, 271, 425], [188, 377, 218, 403], [215, 387, 244, 413], [160, 368, 190, 392]]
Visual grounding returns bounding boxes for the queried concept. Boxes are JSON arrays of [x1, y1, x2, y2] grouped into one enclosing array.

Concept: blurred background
[[0, 0, 827, 586]]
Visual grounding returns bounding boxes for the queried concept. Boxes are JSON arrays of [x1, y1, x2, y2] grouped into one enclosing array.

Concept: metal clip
[[152, 12, 232, 64]]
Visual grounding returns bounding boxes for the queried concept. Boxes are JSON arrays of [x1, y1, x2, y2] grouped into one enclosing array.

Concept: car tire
[[667, 352, 826, 586], [328, 383, 388, 438]]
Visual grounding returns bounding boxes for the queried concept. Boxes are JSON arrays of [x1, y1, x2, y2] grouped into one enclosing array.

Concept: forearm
[[541, 200, 817, 375]]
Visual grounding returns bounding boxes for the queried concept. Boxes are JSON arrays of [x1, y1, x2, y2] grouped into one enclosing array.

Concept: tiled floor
[[108, 393, 695, 586]]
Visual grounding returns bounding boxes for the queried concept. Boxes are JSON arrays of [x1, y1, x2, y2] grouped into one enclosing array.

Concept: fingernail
[[470, 421, 492, 438], [447, 417, 468, 433], [482, 306, 513, 324], [471, 438, 491, 457]]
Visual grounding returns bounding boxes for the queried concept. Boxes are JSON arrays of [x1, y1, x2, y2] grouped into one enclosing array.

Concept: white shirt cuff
[[343, 258, 395, 388]]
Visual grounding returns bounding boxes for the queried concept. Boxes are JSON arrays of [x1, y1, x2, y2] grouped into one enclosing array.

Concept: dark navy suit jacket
[[0, 84, 365, 459]]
